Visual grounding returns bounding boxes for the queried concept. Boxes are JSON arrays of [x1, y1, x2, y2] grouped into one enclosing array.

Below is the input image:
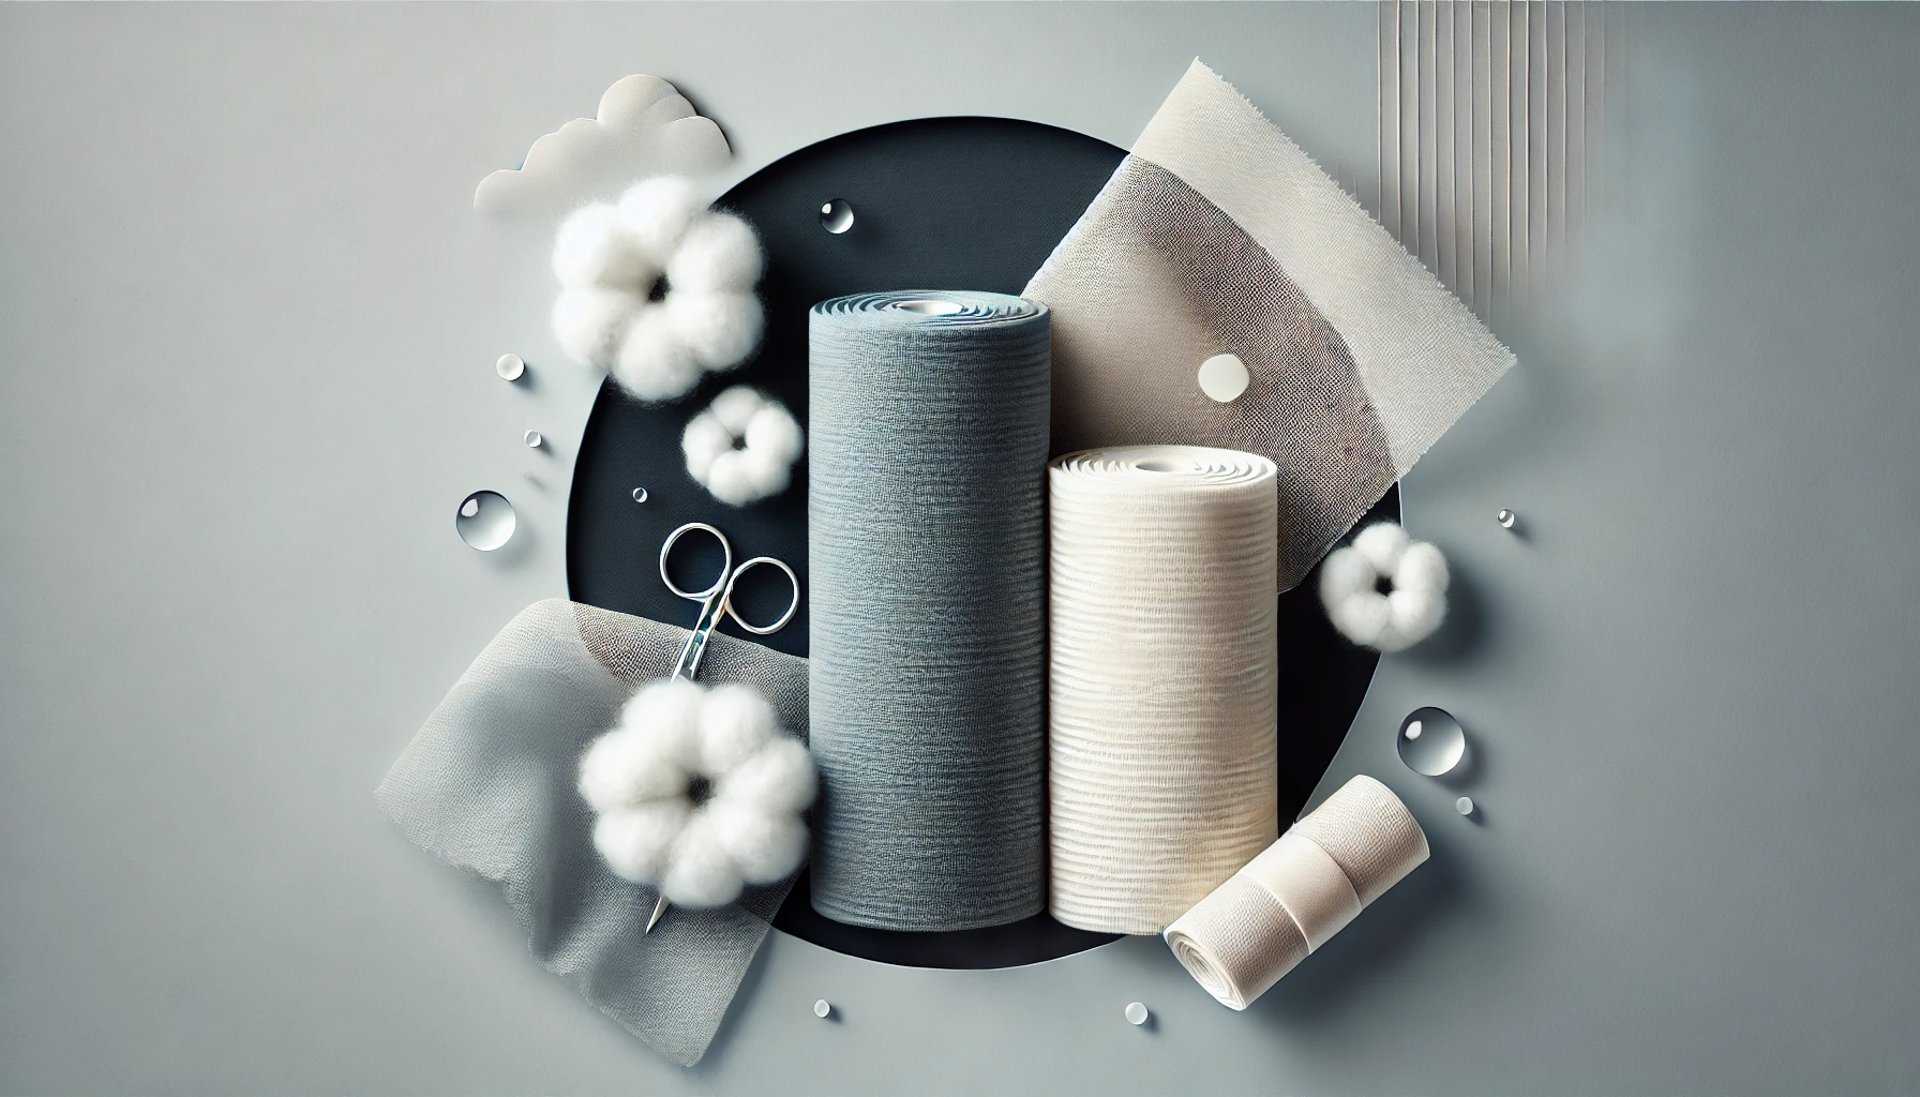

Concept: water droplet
[[1125, 1001, 1150, 1026], [813, 999, 832, 1019], [819, 198, 855, 234], [495, 353, 525, 381], [1456, 796, 1475, 816], [1496, 508, 1517, 529], [631, 487, 649, 504], [454, 490, 516, 551], [524, 430, 543, 449], [1197, 352, 1251, 403], [1398, 706, 1467, 776]]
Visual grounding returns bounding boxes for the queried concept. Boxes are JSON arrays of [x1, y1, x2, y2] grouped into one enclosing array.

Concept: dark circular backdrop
[[567, 117, 1398, 969]]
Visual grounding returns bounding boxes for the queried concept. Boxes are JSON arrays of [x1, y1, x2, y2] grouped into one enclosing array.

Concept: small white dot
[[1197, 353, 1251, 403], [812, 999, 832, 1019], [631, 487, 649, 504], [1404, 721, 1423, 741], [495, 353, 526, 381], [524, 430, 543, 449], [1456, 796, 1475, 816], [1496, 508, 1517, 529], [1124, 1001, 1149, 1026]]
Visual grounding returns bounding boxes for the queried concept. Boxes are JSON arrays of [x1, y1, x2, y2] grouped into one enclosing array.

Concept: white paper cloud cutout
[[474, 75, 731, 213]]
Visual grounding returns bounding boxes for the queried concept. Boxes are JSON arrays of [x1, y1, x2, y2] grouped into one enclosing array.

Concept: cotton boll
[[681, 410, 733, 482], [664, 212, 763, 293], [696, 683, 779, 776], [1352, 522, 1410, 573], [1395, 542, 1451, 593], [1317, 545, 1375, 603], [744, 404, 805, 465], [616, 175, 708, 259], [664, 291, 764, 371], [551, 287, 638, 368], [552, 202, 654, 290], [660, 812, 745, 908], [593, 800, 692, 884], [612, 307, 702, 401], [703, 798, 808, 885], [716, 737, 817, 817], [616, 678, 706, 769]]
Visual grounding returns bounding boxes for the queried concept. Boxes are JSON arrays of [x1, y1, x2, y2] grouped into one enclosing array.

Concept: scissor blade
[[645, 894, 670, 934]]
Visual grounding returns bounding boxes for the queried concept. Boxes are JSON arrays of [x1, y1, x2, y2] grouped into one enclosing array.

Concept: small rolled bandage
[[1163, 775, 1428, 1010]]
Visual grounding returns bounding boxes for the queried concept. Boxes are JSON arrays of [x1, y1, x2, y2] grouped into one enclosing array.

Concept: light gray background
[[3, 3, 1917, 1094]]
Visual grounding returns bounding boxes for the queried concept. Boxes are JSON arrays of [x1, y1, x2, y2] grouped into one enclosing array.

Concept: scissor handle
[[723, 556, 801, 635], [658, 521, 732, 601]]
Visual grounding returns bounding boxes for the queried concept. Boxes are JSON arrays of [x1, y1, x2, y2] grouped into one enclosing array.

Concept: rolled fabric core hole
[[891, 298, 964, 316]]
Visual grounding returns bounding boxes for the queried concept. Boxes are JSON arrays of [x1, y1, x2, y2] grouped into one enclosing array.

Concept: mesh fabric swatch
[[376, 599, 809, 1067], [1027, 60, 1514, 590]]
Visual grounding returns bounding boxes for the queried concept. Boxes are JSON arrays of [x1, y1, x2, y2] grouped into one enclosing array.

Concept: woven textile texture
[[376, 599, 809, 1066], [1027, 59, 1513, 590], [807, 291, 1051, 931], [1164, 775, 1428, 1010], [1048, 446, 1280, 935]]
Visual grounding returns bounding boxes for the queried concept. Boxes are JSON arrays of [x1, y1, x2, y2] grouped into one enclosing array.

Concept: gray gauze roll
[[376, 599, 808, 1067], [808, 290, 1050, 931]]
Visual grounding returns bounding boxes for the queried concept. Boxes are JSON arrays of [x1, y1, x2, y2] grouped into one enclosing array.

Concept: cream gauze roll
[[1163, 775, 1429, 1010], [1048, 445, 1280, 935]]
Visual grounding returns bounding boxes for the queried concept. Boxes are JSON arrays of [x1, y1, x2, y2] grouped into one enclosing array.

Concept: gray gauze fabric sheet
[[376, 598, 808, 1067], [1027, 60, 1514, 590]]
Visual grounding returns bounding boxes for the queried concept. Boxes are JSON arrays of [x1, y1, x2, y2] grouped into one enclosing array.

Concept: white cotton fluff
[[593, 800, 692, 883], [1352, 521, 1412, 573], [616, 677, 706, 768], [696, 683, 778, 775], [703, 798, 809, 884], [551, 202, 653, 289], [716, 737, 817, 817], [549, 175, 767, 401], [576, 677, 817, 908], [663, 291, 764, 370], [664, 212, 763, 293], [616, 175, 709, 259], [577, 726, 684, 812], [681, 386, 804, 507], [551, 287, 638, 368], [1318, 521, 1451, 653], [661, 812, 746, 907], [614, 307, 703, 401]]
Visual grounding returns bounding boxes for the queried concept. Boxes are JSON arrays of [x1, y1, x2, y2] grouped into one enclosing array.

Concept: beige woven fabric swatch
[[1028, 60, 1513, 590], [1048, 446, 1279, 935], [1164, 775, 1428, 1010]]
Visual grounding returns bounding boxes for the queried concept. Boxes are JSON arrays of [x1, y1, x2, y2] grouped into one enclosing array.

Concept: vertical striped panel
[[1381, 1, 1615, 311]]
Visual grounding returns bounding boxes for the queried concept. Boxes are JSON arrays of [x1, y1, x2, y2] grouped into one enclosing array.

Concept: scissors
[[646, 521, 801, 932]]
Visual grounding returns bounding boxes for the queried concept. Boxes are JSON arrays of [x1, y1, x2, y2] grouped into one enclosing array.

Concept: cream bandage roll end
[[1163, 775, 1428, 1010]]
